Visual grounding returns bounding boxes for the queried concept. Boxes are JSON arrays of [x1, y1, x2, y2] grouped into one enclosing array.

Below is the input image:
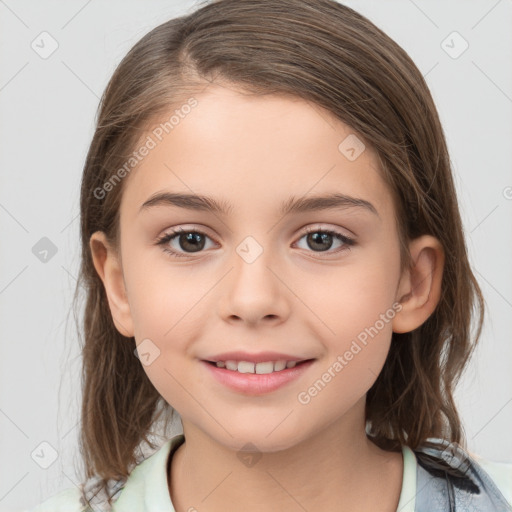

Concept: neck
[[169, 400, 404, 512]]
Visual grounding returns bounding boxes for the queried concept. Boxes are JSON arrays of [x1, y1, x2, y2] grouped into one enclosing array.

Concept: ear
[[89, 231, 134, 338], [392, 235, 445, 333]]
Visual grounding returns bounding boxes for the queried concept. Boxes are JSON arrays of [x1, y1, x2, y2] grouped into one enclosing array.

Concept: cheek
[[297, 270, 398, 417], [307, 243, 400, 375], [125, 253, 211, 390], [319, 260, 399, 336], [123, 244, 206, 338]]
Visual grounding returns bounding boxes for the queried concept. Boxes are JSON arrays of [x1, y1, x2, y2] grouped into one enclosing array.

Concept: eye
[[155, 227, 217, 258], [156, 225, 355, 259], [294, 226, 355, 255]]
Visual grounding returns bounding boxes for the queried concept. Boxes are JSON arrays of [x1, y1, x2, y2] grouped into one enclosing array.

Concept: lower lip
[[201, 359, 315, 395]]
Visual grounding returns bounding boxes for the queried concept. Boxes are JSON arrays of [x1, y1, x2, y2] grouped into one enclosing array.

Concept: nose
[[217, 238, 291, 327]]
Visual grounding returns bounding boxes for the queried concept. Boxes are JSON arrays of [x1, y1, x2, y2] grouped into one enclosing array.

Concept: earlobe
[[392, 235, 445, 334], [89, 231, 135, 338]]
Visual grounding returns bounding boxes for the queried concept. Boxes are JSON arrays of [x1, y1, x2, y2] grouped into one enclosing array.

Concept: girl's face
[[106, 85, 407, 451]]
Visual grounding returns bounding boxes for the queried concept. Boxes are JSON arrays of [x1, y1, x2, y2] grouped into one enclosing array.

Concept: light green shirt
[[29, 434, 512, 511]]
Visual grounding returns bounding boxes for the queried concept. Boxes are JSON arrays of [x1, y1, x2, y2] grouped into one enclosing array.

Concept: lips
[[202, 358, 316, 395]]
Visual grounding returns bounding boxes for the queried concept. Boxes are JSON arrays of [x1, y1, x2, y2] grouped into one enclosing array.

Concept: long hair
[[73, 0, 485, 507]]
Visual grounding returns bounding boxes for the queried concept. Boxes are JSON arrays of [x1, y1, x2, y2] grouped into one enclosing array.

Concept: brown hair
[[73, 0, 485, 506]]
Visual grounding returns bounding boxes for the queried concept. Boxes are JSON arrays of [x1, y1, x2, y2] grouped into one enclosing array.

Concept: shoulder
[[412, 438, 512, 510], [112, 434, 185, 509], [28, 487, 86, 512], [470, 452, 512, 507], [28, 434, 185, 512]]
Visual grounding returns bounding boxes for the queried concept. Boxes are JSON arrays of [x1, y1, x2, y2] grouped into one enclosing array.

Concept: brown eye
[[156, 228, 215, 258], [306, 231, 334, 252], [295, 228, 355, 255], [175, 232, 206, 253]]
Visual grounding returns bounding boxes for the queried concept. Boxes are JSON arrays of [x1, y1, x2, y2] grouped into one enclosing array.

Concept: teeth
[[225, 360, 238, 371], [238, 361, 255, 373], [255, 362, 274, 374], [274, 360, 287, 371], [215, 359, 301, 374]]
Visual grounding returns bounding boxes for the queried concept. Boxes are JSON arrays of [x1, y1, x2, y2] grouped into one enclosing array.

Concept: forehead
[[120, 85, 393, 222]]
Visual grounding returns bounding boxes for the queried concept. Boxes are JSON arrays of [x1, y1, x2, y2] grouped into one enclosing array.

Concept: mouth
[[202, 357, 316, 395], [203, 358, 316, 374]]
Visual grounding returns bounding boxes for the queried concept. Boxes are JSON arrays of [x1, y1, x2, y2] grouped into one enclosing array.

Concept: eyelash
[[155, 226, 355, 259]]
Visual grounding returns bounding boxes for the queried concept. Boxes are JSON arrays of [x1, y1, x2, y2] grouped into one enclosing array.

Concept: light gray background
[[1, 1, 511, 510]]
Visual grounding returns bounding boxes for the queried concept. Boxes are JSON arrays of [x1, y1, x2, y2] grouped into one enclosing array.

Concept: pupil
[[181, 232, 204, 252], [308, 232, 332, 252]]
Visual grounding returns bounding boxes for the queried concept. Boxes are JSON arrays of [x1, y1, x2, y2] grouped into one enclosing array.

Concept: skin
[[90, 84, 444, 512]]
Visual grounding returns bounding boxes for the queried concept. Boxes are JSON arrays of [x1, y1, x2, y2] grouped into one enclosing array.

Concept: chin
[[210, 425, 309, 454]]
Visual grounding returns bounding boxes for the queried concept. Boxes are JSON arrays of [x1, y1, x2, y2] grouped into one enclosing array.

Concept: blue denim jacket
[[414, 438, 512, 511]]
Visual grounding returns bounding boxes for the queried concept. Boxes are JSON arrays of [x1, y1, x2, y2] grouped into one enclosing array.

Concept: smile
[[202, 359, 316, 395], [206, 359, 311, 374]]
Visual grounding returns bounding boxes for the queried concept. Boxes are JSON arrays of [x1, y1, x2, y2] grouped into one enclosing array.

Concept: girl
[[31, 0, 512, 511]]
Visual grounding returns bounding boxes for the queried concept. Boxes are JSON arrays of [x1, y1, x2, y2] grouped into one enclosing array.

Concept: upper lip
[[203, 351, 314, 364]]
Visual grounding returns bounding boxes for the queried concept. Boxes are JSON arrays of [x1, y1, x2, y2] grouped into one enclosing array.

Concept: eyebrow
[[139, 191, 379, 218]]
